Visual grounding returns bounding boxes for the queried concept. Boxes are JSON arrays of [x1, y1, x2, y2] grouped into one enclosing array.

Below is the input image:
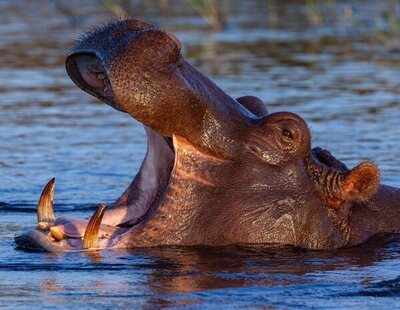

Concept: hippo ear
[[339, 162, 380, 202], [306, 157, 380, 208]]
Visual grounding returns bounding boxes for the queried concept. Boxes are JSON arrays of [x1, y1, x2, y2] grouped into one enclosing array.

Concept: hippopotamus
[[14, 19, 400, 252]]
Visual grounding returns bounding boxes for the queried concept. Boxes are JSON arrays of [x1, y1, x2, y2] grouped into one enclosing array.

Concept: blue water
[[1, 1, 399, 308]]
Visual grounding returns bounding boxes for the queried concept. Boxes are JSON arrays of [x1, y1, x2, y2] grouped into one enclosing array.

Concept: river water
[[0, 1, 399, 308]]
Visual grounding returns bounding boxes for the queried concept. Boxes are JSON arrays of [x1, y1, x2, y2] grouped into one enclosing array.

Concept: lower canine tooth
[[83, 204, 106, 249]]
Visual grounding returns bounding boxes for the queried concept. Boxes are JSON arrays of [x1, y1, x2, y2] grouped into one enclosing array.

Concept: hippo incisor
[[15, 19, 400, 252]]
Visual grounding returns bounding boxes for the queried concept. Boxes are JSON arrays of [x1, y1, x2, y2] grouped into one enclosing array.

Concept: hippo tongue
[[50, 216, 128, 240]]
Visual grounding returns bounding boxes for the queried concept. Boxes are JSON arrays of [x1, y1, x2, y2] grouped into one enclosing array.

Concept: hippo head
[[15, 19, 381, 252]]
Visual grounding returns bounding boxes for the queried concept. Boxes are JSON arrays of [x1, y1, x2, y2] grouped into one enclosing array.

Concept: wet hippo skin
[[14, 19, 400, 252]]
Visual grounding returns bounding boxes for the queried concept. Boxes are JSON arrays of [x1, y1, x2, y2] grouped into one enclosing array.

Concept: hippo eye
[[282, 128, 293, 139], [96, 73, 106, 80]]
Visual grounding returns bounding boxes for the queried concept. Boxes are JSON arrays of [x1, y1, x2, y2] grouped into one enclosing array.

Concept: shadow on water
[[0, 0, 399, 308]]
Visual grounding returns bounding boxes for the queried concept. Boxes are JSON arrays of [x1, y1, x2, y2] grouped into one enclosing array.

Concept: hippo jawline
[[14, 124, 177, 252]]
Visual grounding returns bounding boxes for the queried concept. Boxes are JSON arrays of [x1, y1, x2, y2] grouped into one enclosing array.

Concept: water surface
[[1, 1, 399, 308]]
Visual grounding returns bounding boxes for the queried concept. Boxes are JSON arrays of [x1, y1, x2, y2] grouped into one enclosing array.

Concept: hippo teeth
[[83, 204, 107, 249], [49, 226, 65, 241], [37, 178, 56, 230]]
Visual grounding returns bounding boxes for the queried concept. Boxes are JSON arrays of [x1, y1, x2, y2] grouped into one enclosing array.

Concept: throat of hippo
[[157, 134, 234, 244], [115, 134, 233, 247]]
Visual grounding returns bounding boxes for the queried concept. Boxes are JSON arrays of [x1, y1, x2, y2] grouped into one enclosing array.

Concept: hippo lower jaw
[[14, 125, 177, 252]]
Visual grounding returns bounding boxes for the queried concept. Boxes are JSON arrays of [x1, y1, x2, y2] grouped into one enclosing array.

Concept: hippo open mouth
[[15, 19, 399, 253], [14, 80, 182, 251], [14, 125, 176, 252]]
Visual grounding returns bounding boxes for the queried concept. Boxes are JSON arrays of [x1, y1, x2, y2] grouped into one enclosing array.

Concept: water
[[1, 0, 400, 308]]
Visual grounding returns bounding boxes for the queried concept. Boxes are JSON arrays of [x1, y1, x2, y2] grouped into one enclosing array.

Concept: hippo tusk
[[83, 204, 106, 249], [37, 178, 56, 230]]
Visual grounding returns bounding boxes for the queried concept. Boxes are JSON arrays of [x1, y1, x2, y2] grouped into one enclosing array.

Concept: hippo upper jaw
[[65, 19, 260, 159]]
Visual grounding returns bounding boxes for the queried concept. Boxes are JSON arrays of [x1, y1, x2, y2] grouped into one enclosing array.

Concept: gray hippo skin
[[15, 19, 400, 252]]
